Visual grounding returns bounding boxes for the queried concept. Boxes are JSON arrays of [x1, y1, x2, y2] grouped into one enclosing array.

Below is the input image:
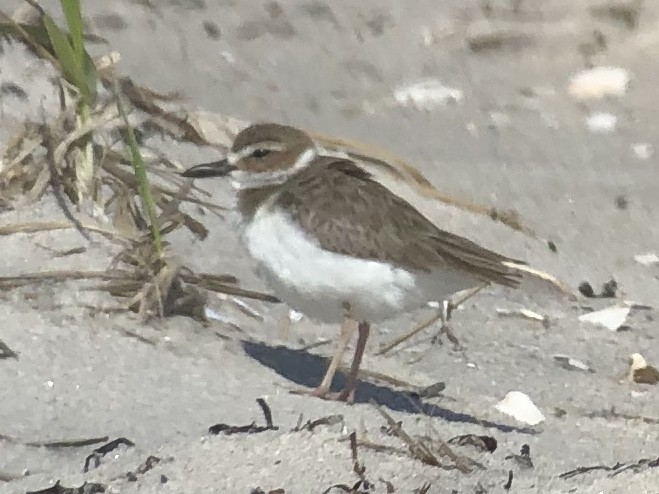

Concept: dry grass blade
[[376, 312, 441, 356], [117, 78, 210, 146], [503, 261, 577, 299], [0, 270, 139, 289], [112, 76, 163, 256], [0, 125, 47, 202], [371, 401, 473, 474], [377, 284, 487, 355], [0, 8, 59, 68], [104, 238, 276, 319], [180, 272, 279, 303], [0, 221, 128, 241], [0, 124, 42, 170], [52, 104, 119, 165], [102, 159, 226, 214], [0, 5, 253, 324], [371, 402, 443, 469], [0, 260, 272, 317]]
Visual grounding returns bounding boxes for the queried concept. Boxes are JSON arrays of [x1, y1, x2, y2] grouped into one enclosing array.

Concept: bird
[[182, 122, 523, 402]]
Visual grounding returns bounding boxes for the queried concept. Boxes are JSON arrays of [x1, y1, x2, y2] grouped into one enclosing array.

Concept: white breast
[[242, 207, 424, 323]]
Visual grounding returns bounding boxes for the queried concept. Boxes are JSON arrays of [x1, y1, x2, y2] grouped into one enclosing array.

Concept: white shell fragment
[[578, 306, 630, 331], [228, 296, 263, 320], [554, 354, 595, 373], [568, 66, 630, 100], [496, 307, 547, 323], [628, 353, 659, 385], [289, 309, 304, 323], [585, 112, 617, 133], [204, 307, 239, 325], [630, 353, 648, 372], [394, 79, 464, 110], [632, 142, 654, 160], [634, 253, 659, 266], [495, 391, 545, 426]]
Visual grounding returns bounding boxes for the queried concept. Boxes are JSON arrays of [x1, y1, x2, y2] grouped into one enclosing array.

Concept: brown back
[[269, 158, 523, 286]]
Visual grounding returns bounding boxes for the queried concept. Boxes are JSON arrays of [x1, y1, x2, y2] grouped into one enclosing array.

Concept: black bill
[[181, 158, 235, 178]]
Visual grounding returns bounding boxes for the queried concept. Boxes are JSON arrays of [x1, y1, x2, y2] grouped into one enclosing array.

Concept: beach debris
[[505, 444, 534, 469], [623, 300, 653, 310], [447, 434, 497, 453], [615, 194, 629, 210], [292, 414, 344, 432], [289, 309, 304, 323], [585, 112, 617, 133], [504, 470, 514, 490], [125, 455, 164, 483], [631, 142, 653, 160], [203, 306, 240, 326], [628, 353, 659, 385], [578, 279, 617, 298], [578, 306, 630, 331], [83, 437, 135, 473], [466, 28, 534, 53], [568, 66, 630, 100], [224, 294, 264, 320], [319, 431, 374, 494], [0, 338, 18, 359], [371, 402, 476, 473], [495, 392, 545, 426], [560, 454, 659, 480], [590, 2, 642, 29], [586, 407, 659, 424], [415, 381, 447, 399], [26, 480, 107, 494], [394, 79, 463, 110], [634, 253, 659, 266], [496, 308, 548, 326], [208, 398, 278, 435], [554, 355, 595, 373]]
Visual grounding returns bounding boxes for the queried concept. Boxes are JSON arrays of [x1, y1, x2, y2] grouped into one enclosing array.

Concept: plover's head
[[182, 123, 317, 189]]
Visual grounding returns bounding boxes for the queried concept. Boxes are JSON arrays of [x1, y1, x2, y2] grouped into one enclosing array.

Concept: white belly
[[242, 208, 475, 323]]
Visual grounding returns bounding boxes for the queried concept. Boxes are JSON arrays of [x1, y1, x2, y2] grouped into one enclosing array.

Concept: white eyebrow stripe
[[231, 147, 317, 190], [231, 142, 288, 163]]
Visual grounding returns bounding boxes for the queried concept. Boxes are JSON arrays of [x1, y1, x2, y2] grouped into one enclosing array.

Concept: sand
[[1, 1, 658, 493]]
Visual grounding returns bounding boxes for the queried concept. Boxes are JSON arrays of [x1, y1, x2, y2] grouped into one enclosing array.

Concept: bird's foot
[[431, 323, 463, 350], [289, 385, 355, 404]]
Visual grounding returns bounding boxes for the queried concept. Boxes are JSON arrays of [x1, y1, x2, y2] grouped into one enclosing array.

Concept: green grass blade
[[43, 12, 97, 106], [43, 15, 80, 86], [59, 0, 96, 103], [81, 50, 98, 104], [59, 0, 83, 58], [113, 82, 163, 256]]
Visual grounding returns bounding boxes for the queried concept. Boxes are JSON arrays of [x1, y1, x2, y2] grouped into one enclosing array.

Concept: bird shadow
[[241, 340, 537, 435]]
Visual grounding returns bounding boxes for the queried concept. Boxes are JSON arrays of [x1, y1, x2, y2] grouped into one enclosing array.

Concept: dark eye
[[251, 148, 271, 159]]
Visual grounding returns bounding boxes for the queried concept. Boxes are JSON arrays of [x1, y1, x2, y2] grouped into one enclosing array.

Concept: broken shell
[[628, 353, 659, 385], [634, 253, 659, 266], [554, 355, 595, 373], [585, 112, 617, 133], [495, 391, 545, 426], [568, 66, 630, 100], [394, 79, 464, 110], [578, 306, 630, 331]]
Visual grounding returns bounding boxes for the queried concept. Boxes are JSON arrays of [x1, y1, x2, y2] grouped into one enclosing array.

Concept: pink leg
[[290, 320, 371, 403], [336, 321, 370, 403], [313, 318, 357, 396], [290, 318, 357, 400]]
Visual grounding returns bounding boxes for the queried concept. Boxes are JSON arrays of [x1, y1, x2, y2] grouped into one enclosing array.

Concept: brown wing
[[273, 158, 523, 286]]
